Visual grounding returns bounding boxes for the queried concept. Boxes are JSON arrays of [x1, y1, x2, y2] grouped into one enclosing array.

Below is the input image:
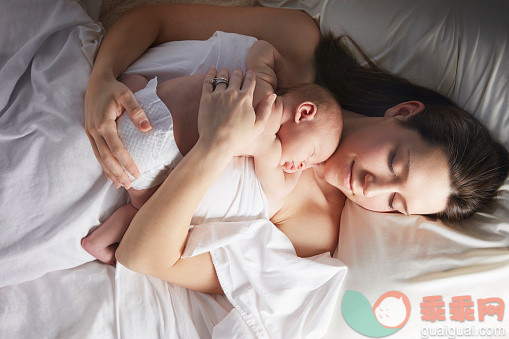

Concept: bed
[[1, 0, 508, 338]]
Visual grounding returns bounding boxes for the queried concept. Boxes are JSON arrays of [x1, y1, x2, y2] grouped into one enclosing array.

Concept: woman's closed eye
[[387, 146, 411, 214], [388, 147, 398, 211], [388, 192, 396, 211]]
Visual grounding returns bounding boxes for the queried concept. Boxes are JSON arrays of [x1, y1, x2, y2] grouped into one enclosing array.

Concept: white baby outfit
[[116, 77, 183, 190]]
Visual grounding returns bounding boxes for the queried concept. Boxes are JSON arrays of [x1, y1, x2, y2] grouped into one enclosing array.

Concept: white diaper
[[117, 77, 183, 190]]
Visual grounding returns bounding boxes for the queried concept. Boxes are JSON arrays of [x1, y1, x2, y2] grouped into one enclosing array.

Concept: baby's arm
[[247, 40, 288, 108], [254, 136, 302, 203]]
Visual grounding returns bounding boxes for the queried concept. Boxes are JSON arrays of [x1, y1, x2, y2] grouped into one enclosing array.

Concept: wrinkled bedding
[[1, 0, 508, 338], [0, 1, 348, 338]]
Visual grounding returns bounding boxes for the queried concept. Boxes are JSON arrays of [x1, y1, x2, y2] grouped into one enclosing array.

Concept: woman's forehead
[[404, 145, 451, 215]]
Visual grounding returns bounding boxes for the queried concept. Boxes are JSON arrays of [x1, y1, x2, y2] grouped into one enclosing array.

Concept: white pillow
[[260, 0, 509, 146]]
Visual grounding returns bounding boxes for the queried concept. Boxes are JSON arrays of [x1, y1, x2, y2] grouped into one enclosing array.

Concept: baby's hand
[[240, 114, 281, 158], [242, 96, 281, 157]]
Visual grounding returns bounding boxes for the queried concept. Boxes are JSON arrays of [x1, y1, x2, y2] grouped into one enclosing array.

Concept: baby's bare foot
[[81, 236, 117, 267]]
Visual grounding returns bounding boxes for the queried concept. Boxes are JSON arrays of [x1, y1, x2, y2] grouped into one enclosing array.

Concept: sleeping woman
[[84, 4, 509, 294]]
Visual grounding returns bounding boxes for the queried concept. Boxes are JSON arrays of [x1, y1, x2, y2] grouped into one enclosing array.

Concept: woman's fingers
[[86, 132, 122, 188], [94, 132, 133, 189], [197, 68, 273, 157], [122, 91, 152, 132], [214, 68, 229, 91], [241, 70, 257, 96], [102, 127, 140, 180], [202, 68, 217, 94], [255, 93, 276, 127], [89, 118, 139, 188], [228, 69, 243, 89]]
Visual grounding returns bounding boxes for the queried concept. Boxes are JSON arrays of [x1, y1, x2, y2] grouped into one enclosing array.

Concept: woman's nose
[[362, 173, 395, 197]]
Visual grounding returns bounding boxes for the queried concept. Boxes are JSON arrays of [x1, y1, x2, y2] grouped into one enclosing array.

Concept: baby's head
[[276, 83, 342, 173]]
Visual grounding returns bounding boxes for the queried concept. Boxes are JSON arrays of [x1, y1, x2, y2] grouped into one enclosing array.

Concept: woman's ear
[[294, 101, 317, 123], [384, 101, 424, 121]]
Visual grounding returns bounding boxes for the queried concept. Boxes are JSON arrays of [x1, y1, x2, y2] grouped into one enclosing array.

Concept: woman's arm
[[115, 69, 274, 293], [116, 137, 231, 293], [93, 4, 319, 81], [85, 4, 319, 189]]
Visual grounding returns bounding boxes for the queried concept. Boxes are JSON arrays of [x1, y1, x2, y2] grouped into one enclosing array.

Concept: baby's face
[[277, 113, 341, 173]]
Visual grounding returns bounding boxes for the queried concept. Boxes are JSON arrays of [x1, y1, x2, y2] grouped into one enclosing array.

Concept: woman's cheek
[[351, 196, 389, 213]]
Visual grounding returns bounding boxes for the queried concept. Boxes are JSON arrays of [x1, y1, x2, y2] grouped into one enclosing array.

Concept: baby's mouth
[[282, 161, 302, 173]]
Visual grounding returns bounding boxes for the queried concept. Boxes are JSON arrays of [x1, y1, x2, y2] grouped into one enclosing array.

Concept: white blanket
[[0, 0, 111, 287], [0, 1, 347, 337], [117, 220, 346, 338]]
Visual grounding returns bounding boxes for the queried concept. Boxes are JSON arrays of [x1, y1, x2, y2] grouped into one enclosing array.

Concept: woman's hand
[[197, 68, 276, 157], [84, 72, 152, 189]]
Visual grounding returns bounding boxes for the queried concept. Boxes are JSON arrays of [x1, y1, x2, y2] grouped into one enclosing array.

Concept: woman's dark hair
[[314, 33, 509, 222]]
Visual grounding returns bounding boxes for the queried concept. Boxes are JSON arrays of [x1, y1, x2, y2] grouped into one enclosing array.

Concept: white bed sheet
[[0, 261, 116, 338]]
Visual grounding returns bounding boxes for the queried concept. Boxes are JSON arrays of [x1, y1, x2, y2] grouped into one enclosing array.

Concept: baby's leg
[[128, 184, 159, 209], [82, 203, 137, 266], [121, 74, 149, 92], [81, 185, 158, 266]]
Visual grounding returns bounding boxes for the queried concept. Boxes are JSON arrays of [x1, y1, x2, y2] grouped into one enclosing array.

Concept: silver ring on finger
[[211, 77, 229, 89]]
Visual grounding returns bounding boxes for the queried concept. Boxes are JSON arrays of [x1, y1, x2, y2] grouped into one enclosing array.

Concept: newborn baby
[[82, 41, 343, 265]]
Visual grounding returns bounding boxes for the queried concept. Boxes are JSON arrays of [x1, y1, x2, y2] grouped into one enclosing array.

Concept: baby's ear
[[294, 101, 317, 123]]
